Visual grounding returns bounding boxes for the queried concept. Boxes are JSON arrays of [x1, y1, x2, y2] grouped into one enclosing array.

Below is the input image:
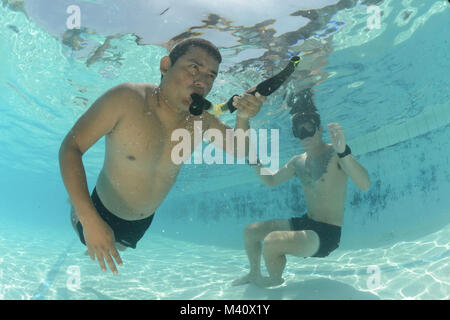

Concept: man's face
[[294, 120, 316, 138], [161, 46, 219, 112], [294, 121, 322, 147]]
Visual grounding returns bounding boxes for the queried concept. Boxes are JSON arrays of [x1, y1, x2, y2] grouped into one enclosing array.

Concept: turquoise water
[[0, 0, 449, 300]]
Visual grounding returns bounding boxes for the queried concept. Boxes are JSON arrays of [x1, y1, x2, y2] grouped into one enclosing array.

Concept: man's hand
[[233, 91, 266, 119], [82, 216, 123, 275], [328, 122, 346, 154]]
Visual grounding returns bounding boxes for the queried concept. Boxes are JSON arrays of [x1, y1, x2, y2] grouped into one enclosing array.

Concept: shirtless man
[[232, 111, 371, 287], [59, 38, 265, 275]]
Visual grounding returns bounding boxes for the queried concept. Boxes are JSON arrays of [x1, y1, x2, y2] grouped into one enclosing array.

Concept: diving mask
[[292, 112, 320, 139]]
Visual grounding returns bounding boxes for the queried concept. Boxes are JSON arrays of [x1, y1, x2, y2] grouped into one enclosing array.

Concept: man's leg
[[232, 219, 291, 286], [255, 230, 320, 287]]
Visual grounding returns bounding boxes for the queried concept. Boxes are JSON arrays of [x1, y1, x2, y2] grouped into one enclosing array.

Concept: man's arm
[[59, 83, 136, 224], [338, 155, 371, 191], [203, 112, 252, 158], [327, 122, 371, 191], [252, 156, 298, 187], [204, 92, 265, 158], [232, 92, 265, 158], [59, 83, 143, 274]]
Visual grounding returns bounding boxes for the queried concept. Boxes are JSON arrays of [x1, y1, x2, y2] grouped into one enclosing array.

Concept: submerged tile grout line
[[31, 238, 77, 300], [350, 102, 450, 155], [175, 102, 450, 195]]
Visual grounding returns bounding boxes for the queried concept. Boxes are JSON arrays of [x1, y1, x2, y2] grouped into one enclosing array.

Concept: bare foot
[[252, 276, 284, 288], [232, 273, 260, 286]]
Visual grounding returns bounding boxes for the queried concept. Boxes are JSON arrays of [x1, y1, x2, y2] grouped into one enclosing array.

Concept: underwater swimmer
[[60, 38, 265, 275], [233, 111, 371, 287]]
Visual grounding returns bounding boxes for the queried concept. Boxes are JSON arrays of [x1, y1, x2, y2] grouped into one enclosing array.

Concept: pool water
[[0, 0, 449, 300], [0, 222, 448, 300]]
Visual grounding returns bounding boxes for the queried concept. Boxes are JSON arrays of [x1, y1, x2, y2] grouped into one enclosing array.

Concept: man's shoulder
[[293, 153, 306, 161], [287, 154, 304, 169], [116, 82, 156, 99], [192, 109, 224, 131], [107, 82, 158, 113]]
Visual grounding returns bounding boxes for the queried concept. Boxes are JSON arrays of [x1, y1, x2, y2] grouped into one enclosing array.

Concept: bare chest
[[106, 111, 199, 171], [294, 148, 344, 190]]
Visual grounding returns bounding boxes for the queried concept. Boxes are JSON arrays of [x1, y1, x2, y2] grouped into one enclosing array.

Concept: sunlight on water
[[0, 223, 448, 300]]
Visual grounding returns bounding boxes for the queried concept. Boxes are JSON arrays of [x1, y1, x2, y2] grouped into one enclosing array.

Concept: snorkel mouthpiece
[[189, 93, 212, 116]]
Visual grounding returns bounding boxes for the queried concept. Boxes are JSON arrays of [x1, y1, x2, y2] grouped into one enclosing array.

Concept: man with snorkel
[[233, 108, 371, 287], [59, 38, 265, 275]]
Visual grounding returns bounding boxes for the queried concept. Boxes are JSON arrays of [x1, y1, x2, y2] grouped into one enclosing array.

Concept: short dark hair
[[161, 38, 222, 81], [169, 38, 222, 65], [289, 88, 317, 115]]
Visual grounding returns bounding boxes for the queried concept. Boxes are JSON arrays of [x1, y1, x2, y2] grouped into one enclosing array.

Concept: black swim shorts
[[289, 214, 341, 258], [76, 187, 155, 249]]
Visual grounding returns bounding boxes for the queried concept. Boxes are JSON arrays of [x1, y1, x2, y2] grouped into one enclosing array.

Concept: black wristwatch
[[338, 144, 352, 158]]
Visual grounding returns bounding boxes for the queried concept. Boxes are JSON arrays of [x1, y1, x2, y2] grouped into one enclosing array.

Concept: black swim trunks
[[289, 214, 341, 258], [76, 187, 155, 249]]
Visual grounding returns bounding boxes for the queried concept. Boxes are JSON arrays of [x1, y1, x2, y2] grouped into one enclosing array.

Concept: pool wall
[[154, 121, 450, 249]]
